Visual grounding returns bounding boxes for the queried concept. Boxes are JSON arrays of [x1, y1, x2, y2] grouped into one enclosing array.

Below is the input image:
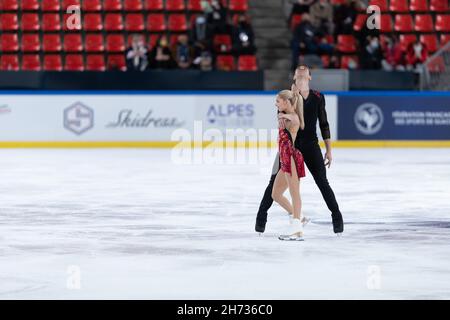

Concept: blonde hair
[[278, 90, 305, 130]]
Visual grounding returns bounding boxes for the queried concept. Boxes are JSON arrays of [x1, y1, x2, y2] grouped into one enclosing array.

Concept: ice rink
[[0, 147, 449, 299]]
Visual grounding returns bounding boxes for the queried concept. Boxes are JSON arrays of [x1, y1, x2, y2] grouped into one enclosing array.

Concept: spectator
[[291, 13, 333, 70], [125, 34, 148, 71], [381, 35, 405, 71], [310, 0, 334, 35], [207, 0, 231, 34], [190, 15, 213, 45], [360, 35, 383, 69], [406, 40, 428, 72], [334, 0, 360, 35], [192, 41, 214, 71], [232, 14, 256, 55], [148, 35, 177, 69], [173, 34, 193, 69], [328, 54, 340, 68], [287, 0, 317, 27]]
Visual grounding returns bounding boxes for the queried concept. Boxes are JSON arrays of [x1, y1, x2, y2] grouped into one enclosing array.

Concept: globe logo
[[354, 103, 384, 135]]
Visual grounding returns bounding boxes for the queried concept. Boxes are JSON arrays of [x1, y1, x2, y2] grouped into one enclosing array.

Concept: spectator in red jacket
[[406, 40, 428, 72], [382, 35, 405, 71]]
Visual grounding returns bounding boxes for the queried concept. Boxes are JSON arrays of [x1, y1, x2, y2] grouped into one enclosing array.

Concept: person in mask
[[207, 0, 231, 34], [406, 39, 428, 72], [232, 14, 256, 55], [125, 34, 148, 71], [360, 35, 383, 69], [173, 34, 193, 69], [148, 35, 177, 69]]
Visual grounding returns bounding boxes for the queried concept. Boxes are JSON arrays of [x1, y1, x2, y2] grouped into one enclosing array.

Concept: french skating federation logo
[[354, 103, 384, 135], [64, 102, 94, 135]]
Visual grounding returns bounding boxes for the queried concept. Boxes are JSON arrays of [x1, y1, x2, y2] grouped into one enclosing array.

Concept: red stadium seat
[[399, 34, 417, 51], [104, 0, 123, 11], [216, 55, 236, 71], [145, 0, 164, 11], [22, 34, 41, 52], [430, 0, 449, 12], [21, 0, 39, 10], [1, 34, 19, 52], [330, 0, 346, 4], [435, 15, 450, 32], [0, 54, 19, 70], [105, 14, 124, 31], [124, 0, 144, 11], [107, 55, 127, 71], [187, 0, 203, 11], [64, 34, 83, 52], [166, 0, 186, 11], [420, 35, 438, 53], [85, 34, 105, 52], [86, 55, 106, 71], [389, 0, 408, 12], [409, 0, 428, 11], [126, 14, 145, 31], [368, 0, 388, 12], [106, 34, 126, 52], [340, 55, 359, 69], [380, 14, 393, 32], [147, 35, 159, 49], [84, 14, 103, 31], [290, 14, 303, 30], [44, 54, 63, 71], [147, 14, 166, 32], [62, 0, 81, 11], [43, 34, 62, 52], [394, 14, 413, 32], [414, 14, 434, 32], [21, 13, 40, 31], [63, 13, 82, 31], [42, 0, 61, 11], [238, 55, 257, 71], [320, 55, 330, 68], [213, 34, 232, 52], [337, 35, 357, 53], [82, 0, 102, 11], [22, 54, 41, 71], [427, 56, 445, 72], [65, 54, 84, 71], [440, 34, 450, 46], [42, 14, 61, 31], [0, 0, 19, 10], [229, 0, 248, 11], [353, 14, 367, 32], [1, 14, 19, 31], [168, 14, 188, 32]]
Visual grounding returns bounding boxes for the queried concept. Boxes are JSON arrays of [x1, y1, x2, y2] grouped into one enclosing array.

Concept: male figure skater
[[255, 65, 344, 234]]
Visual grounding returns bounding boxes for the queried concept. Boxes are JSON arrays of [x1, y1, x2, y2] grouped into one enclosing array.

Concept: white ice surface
[[0, 148, 449, 299]]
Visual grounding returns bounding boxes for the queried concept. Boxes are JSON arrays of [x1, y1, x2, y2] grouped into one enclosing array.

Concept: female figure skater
[[272, 90, 307, 241]]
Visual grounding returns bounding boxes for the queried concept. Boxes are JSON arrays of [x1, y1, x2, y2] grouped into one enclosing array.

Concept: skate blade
[[278, 235, 304, 241]]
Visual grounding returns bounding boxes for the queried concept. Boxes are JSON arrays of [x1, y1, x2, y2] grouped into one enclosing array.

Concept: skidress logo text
[[64, 102, 94, 135], [354, 103, 384, 135]]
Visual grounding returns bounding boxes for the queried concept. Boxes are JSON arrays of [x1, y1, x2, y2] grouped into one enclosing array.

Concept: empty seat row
[[216, 54, 257, 71], [0, 13, 196, 32], [0, 54, 126, 71], [0, 0, 248, 12], [367, 0, 449, 12], [353, 14, 450, 33]]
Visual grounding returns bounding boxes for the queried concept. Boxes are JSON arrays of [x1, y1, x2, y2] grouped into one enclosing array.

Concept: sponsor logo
[[0, 104, 11, 115], [64, 102, 94, 135], [206, 103, 255, 127], [106, 109, 185, 128], [354, 103, 384, 135]]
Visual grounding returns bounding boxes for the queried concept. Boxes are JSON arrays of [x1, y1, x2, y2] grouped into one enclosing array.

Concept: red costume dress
[[278, 128, 306, 178]]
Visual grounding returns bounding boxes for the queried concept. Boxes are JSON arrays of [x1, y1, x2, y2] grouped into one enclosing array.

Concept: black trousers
[[257, 142, 341, 221]]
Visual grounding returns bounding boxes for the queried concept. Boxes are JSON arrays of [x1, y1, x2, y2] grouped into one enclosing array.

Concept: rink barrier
[[0, 91, 449, 148]]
